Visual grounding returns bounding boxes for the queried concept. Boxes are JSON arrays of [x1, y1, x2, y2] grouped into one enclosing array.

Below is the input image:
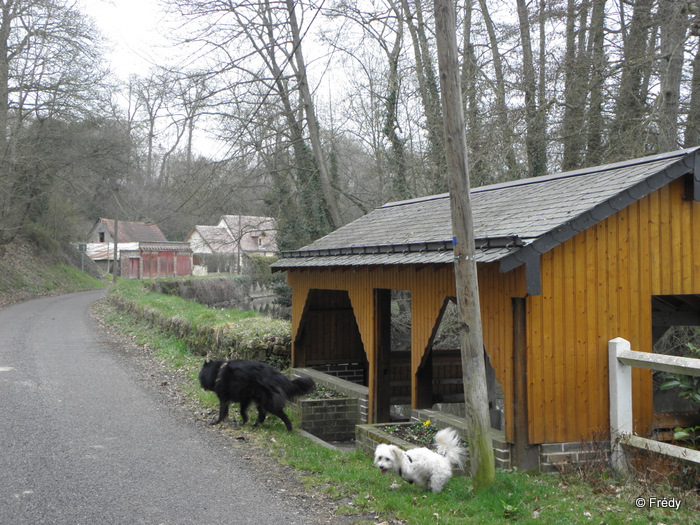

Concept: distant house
[[87, 218, 168, 244], [119, 242, 193, 280], [185, 215, 278, 274], [187, 225, 236, 256], [86, 218, 192, 278]]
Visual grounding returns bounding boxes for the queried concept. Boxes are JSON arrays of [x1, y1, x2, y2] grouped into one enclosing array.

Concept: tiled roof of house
[[193, 225, 236, 253], [100, 218, 168, 243], [219, 215, 278, 252], [220, 215, 276, 234], [274, 148, 700, 276]]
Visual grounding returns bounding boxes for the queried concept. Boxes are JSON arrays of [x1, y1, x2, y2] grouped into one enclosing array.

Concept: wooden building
[[272, 148, 700, 465], [119, 242, 193, 279], [85, 218, 170, 274]]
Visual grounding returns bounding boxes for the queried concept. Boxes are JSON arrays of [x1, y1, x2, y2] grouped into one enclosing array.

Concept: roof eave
[[499, 151, 697, 289]]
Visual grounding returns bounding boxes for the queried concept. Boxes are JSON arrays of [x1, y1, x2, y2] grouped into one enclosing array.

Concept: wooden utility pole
[[112, 219, 118, 284], [433, 0, 495, 489]]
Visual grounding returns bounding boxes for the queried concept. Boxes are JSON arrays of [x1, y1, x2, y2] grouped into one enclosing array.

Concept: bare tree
[[609, 0, 655, 160], [684, 22, 700, 147], [475, 0, 519, 180], [516, 0, 547, 177], [657, 0, 688, 152], [0, 0, 105, 248]]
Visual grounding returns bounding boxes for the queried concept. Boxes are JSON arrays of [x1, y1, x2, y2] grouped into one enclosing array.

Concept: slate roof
[[274, 148, 700, 276]]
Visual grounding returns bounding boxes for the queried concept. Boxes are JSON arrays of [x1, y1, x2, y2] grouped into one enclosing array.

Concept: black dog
[[198, 359, 315, 431]]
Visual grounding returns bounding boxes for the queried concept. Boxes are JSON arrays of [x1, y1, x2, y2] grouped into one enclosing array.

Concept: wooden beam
[[373, 289, 392, 423], [512, 298, 539, 471]]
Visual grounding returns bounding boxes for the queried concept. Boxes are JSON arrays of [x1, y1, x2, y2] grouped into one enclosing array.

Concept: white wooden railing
[[608, 337, 700, 474]]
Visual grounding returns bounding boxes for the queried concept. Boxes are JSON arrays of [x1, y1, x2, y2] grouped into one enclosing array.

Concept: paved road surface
[[0, 290, 317, 524]]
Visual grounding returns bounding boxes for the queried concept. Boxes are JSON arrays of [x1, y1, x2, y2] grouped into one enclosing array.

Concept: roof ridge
[[381, 147, 700, 209]]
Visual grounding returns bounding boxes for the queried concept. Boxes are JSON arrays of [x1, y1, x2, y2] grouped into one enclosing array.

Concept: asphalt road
[[0, 290, 317, 524]]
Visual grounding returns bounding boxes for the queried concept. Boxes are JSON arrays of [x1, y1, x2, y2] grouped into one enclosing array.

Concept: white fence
[[608, 337, 700, 474]]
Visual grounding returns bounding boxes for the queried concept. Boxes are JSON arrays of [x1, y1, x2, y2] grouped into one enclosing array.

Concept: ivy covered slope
[[108, 280, 291, 368]]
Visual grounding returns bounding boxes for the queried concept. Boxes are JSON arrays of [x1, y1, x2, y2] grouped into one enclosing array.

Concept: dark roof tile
[[274, 148, 699, 270]]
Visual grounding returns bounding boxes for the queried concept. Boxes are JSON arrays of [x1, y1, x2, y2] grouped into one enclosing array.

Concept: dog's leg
[[212, 400, 229, 425], [239, 399, 251, 425], [428, 473, 449, 493], [271, 409, 293, 432], [253, 404, 267, 427]]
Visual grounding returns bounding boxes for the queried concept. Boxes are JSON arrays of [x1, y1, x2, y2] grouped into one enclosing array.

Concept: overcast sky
[[78, 0, 172, 78]]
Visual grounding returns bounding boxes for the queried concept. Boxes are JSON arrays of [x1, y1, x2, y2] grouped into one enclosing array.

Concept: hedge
[[109, 293, 292, 369]]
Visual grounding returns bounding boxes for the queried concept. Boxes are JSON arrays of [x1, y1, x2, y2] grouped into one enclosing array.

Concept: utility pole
[[113, 219, 118, 284], [433, 0, 495, 489]]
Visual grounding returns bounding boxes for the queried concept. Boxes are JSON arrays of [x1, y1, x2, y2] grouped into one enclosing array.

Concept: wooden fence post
[[608, 337, 633, 475]]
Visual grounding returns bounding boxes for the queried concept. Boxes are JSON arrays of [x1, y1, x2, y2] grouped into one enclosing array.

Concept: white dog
[[373, 427, 465, 493]]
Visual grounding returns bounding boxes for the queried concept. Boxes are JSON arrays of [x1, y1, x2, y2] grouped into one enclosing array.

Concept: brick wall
[[292, 367, 369, 425], [289, 397, 360, 442], [309, 363, 366, 385], [539, 441, 610, 473]]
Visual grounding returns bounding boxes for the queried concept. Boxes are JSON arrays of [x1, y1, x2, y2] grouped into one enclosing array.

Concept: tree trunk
[[684, 39, 700, 148], [477, 0, 518, 179], [382, 14, 409, 200], [433, 0, 495, 490], [516, 0, 546, 177], [609, 0, 654, 160], [658, 0, 688, 152], [462, 0, 486, 185], [585, 0, 607, 166], [285, 0, 343, 230], [400, 0, 445, 193], [561, 0, 589, 170]]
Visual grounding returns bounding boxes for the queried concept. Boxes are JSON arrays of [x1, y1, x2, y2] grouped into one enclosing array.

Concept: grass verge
[[96, 290, 699, 525]]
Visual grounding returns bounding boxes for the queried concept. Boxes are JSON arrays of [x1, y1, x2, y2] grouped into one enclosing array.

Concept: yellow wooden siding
[[526, 179, 700, 443], [285, 177, 700, 443]]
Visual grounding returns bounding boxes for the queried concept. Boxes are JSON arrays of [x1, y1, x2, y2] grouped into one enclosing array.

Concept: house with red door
[[86, 218, 192, 279]]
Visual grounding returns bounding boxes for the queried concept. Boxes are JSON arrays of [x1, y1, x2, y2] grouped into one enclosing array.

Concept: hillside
[[0, 238, 105, 308]]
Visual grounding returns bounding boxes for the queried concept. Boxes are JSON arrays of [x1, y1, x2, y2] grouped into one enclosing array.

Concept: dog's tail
[[434, 427, 465, 469], [285, 376, 316, 399]]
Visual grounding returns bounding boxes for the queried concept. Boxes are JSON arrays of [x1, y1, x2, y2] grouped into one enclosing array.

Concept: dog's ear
[[391, 447, 403, 462]]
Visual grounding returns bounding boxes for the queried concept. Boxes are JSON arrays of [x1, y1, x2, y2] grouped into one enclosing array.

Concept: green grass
[[257, 431, 697, 524], [96, 293, 700, 525], [112, 279, 259, 326], [0, 262, 105, 295]]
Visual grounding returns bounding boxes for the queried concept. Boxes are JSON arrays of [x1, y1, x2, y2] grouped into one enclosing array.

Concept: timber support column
[[512, 297, 539, 471], [373, 289, 392, 423]]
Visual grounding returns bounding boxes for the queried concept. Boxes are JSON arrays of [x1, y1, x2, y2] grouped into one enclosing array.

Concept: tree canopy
[[2, 0, 700, 249]]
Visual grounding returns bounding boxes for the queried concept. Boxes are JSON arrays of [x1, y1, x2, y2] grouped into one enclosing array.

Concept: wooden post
[[434, 0, 495, 488], [512, 298, 539, 470], [112, 219, 118, 283], [373, 289, 392, 423], [608, 337, 633, 475]]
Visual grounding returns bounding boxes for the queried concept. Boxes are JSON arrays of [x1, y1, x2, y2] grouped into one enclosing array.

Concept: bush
[[243, 254, 278, 285]]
